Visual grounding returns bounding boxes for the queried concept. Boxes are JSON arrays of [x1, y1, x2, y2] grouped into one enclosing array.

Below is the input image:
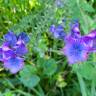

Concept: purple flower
[[49, 24, 66, 40], [4, 31, 30, 45], [3, 57, 24, 74], [50, 20, 96, 64], [1, 31, 30, 74], [62, 38, 89, 64]]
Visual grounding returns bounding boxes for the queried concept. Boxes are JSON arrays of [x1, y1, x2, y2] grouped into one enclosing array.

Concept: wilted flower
[[0, 31, 30, 74]]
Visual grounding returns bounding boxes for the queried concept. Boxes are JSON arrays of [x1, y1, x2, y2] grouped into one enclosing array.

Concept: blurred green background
[[0, 0, 96, 96]]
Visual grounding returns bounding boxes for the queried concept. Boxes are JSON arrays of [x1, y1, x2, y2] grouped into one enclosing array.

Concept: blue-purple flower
[[64, 23, 96, 64], [50, 21, 96, 64], [62, 38, 89, 64], [0, 31, 30, 74], [3, 57, 24, 74], [49, 24, 66, 40]]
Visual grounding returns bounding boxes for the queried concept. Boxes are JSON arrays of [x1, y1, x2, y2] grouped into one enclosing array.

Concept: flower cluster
[[0, 31, 30, 74], [50, 21, 96, 64]]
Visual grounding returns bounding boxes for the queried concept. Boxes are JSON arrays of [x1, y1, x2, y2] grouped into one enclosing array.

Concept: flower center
[[70, 43, 83, 56]]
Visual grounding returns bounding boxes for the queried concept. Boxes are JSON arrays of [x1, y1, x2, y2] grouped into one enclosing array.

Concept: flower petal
[[87, 29, 96, 38], [3, 57, 24, 74], [82, 30, 96, 52], [14, 40, 28, 56], [3, 50, 15, 60], [18, 32, 30, 44], [49, 25, 56, 33], [2, 42, 15, 59], [15, 44, 28, 56], [4, 31, 17, 46]]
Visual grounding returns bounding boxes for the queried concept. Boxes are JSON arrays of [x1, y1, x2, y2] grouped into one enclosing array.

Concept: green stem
[[93, 53, 96, 63], [77, 72, 87, 96], [37, 85, 45, 96], [13, 89, 32, 96], [60, 88, 64, 96], [32, 88, 42, 96], [91, 80, 95, 96]]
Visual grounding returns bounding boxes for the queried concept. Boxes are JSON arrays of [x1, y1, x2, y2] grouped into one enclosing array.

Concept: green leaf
[[43, 59, 57, 76], [19, 65, 40, 89], [4, 89, 15, 96], [66, 0, 94, 34], [72, 62, 96, 80], [80, 1, 95, 13], [77, 72, 87, 96], [20, 75, 40, 89], [80, 14, 94, 34], [78, 63, 95, 80], [37, 58, 57, 76]]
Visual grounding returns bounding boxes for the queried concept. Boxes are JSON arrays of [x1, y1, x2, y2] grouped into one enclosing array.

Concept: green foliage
[[37, 58, 57, 76], [0, 0, 96, 96], [19, 65, 40, 89], [65, 0, 95, 34]]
